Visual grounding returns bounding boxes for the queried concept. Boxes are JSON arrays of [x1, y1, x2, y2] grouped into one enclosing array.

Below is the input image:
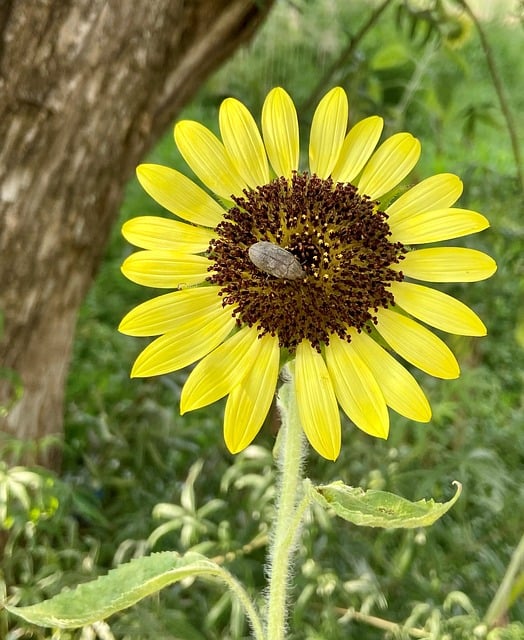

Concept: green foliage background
[[2, 1, 523, 638]]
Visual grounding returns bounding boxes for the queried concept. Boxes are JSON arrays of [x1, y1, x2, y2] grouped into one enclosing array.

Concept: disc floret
[[208, 172, 406, 351]]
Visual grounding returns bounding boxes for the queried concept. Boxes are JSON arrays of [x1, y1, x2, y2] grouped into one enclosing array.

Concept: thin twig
[[392, 40, 438, 131], [456, 0, 523, 192], [300, 0, 395, 114], [211, 530, 268, 565], [337, 607, 431, 638]]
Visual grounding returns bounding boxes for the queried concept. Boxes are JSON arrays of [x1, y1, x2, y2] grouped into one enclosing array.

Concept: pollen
[[207, 172, 406, 351]]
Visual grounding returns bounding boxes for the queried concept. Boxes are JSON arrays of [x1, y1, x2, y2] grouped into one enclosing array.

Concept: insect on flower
[[248, 241, 305, 280]]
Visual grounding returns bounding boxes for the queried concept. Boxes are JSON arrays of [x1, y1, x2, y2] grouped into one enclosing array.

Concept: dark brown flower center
[[207, 172, 405, 351]]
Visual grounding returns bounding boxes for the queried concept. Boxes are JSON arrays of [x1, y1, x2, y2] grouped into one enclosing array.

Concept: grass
[[2, 1, 523, 638]]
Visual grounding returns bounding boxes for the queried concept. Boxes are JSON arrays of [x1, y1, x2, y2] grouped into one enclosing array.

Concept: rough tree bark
[[0, 0, 273, 469]]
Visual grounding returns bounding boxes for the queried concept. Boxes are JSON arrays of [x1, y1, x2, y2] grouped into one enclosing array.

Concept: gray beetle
[[248, 241, 305, 280]]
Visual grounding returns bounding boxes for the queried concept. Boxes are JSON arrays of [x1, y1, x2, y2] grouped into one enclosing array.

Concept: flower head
[[119, 87, 496, 460]]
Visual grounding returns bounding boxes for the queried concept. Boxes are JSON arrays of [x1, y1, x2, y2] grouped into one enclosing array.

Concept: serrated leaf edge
[[309, 480, 462, 529]]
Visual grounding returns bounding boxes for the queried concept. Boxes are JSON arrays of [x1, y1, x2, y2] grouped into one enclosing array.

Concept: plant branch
[[392, 40, 438, 131], [456, 0, 523, 192], [337, 608, 430, 638], [484, 531, 524, 627], [211, 530, 268, 566], [212, 564, 265, 640], [300, 0, 395, 114]]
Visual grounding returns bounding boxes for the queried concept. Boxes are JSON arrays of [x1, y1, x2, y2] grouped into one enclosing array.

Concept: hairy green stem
[[214, 567, 265, 640], [457, 0, 523, 192], [264, 366, 306, 640]]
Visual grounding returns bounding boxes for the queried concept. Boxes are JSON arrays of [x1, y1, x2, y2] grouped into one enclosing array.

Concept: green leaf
[[309, 480, 461, 528], [4, 551, 229, 628]]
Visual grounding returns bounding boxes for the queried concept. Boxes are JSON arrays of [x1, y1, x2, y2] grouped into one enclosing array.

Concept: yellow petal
[[395, 247, 497, 282], [121, 251, 210, 289], [331, 116, 384, 183], [224, 334, 280, 453], [386, 173, 463, 225], [136, 164, 225, 227], [295, 340, 341, 460], [119, 286, 225, 337], [350, 329, 431, 422], [325, 336, 389, 438], [219, 98, 270, 188], [181, 325, 262, 413], [174, 121, 246, 199], [130, 309, 236, 377], [357, 133, 421, 200], [309, 87, 348, 179], [389, 208, 489, 244], [261, 87, 299, 178], [375, 308, 460, 379], [122, 217, 215, 252], [389, 281, 487, 336]]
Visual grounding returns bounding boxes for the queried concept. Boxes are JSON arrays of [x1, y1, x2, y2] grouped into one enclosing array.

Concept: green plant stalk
[[484, 530, 524, 628], [392, 41, 437, 132], [457, 0, 523, 193], [264, 366, 306, 640], [337, 609, 429, 639], [300, 0, 394, 114], [214, 567, 265, 640]]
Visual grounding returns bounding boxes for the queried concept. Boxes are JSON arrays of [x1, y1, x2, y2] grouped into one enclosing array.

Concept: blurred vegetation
[[2, 1, 523, 638]]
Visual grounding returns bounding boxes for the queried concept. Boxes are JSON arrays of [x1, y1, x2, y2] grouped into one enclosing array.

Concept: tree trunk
[[0, 0, 273, 469]]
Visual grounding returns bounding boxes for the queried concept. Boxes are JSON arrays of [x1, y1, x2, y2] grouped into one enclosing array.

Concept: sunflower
[[119, 87, 496, 460]]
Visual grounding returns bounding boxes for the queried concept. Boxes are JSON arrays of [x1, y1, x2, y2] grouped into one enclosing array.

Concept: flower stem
[[264, 366, 306, 640]]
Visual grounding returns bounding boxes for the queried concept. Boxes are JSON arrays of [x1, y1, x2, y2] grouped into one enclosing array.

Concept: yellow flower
[[119, 87, 496, 461]]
